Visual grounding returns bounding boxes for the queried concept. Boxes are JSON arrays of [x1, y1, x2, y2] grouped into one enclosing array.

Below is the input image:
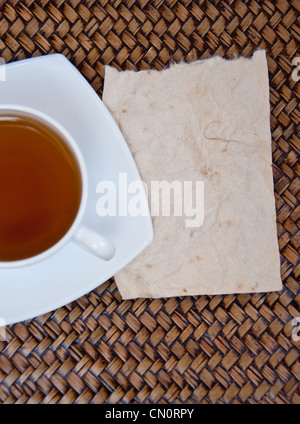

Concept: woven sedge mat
[[0, 0, 299, 404]]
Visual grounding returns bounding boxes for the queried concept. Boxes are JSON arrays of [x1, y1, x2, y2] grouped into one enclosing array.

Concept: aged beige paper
[[103, 50, 282, 299]]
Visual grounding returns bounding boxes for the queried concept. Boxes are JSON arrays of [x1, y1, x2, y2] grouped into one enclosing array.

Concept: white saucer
[[0, 55, 153, 325]]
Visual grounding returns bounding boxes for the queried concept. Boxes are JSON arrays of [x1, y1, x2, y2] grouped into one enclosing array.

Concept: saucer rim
[[1, 55, 153, 324]]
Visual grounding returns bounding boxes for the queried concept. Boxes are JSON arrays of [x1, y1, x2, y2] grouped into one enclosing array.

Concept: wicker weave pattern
[[0, 0, 299, 404]]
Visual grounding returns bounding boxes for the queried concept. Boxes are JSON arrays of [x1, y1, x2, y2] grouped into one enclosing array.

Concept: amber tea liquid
[[0, 112, 82, 261]]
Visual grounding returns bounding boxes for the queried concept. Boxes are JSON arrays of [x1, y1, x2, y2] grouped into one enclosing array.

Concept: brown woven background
[[0, 0, 299, 404]]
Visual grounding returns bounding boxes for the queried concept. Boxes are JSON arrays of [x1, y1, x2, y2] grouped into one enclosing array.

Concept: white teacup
[[0, 105, 115, 268]]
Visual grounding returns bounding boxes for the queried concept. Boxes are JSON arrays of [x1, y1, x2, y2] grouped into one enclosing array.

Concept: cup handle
[[72, 226, 115, 261]]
